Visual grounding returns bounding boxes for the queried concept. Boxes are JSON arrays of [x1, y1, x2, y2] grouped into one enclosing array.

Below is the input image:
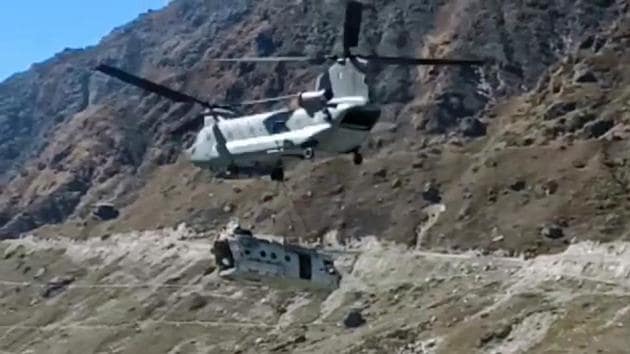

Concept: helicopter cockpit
[[213, 238, 235, 271]]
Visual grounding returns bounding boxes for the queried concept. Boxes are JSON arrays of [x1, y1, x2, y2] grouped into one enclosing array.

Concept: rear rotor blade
[[237, 93, 299, 106], [95, 64, 230, 109], [344, 1, 363, 54], [358, 55, 485, 66]]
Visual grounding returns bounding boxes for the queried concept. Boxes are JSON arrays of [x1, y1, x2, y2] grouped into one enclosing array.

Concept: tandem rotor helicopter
[[95, 1, 485, 182]]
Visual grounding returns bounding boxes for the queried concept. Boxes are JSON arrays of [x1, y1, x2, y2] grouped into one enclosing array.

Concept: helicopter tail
[[316, 61, 369, 102]]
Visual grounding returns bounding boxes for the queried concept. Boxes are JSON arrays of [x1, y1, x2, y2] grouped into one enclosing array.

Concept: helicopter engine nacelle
[[297, 89, 332, 113]]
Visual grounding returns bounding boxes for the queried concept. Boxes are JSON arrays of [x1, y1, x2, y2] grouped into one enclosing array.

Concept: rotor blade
[[358, 55, 485, 66], [209, 57, 327, 64], [95, 64, 226, 109], [344, 1, 363, 53], [237, 94, 299, 106], [169, 116, 204, 136]]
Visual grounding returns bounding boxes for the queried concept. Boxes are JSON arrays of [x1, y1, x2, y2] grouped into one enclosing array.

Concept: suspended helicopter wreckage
[[94, 1, 485, 182], [212, 220, 343, 290]]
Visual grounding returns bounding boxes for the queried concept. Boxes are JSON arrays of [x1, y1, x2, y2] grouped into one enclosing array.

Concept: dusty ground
[[1, 226, 629, 354]]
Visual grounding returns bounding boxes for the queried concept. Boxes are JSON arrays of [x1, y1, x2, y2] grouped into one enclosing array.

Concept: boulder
[[460, 117, 487, 137], [343, 309, 366, 328], [541, 224, 564, 239], [422, 182, 441, 203], [92, 203, 119, 221]]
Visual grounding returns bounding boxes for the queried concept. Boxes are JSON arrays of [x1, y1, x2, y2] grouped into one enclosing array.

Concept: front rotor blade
[[95, 64, 214, 108], [358, 55, 485, 66], [344, 1, 363, 53], [209, 57, 327, 64]]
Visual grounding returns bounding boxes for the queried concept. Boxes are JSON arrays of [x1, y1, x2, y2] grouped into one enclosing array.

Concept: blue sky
[[0, 0, 169, 82]]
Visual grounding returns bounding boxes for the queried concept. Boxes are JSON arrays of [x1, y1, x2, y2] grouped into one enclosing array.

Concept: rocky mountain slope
[[1, 1, 630, 352], [0, 0, 627, 246]]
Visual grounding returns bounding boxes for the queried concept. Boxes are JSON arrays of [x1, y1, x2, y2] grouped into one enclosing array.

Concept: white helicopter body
[[185, 60, 378, 180]]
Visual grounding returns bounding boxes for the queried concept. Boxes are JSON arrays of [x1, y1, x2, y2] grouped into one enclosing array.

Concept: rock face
[[0, 0, 628, 240]]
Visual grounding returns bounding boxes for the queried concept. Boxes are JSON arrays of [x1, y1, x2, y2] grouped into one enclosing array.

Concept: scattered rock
[[374, 168, 387, 178], [412, 160, 424, 169], [478, 323, 513, 347], [3, 243, 24, 259], [223, 204, 235, 213], [343, 309, 366, 328], [34, 267, 46, 279], [460, 117, 487, 137], [584, 119, 614, 138], [543, 180, 559, 195], [261, 193, 274, 203], [487, 187, 498, 203], [42, 276, 75, 298], [574, 67, 598, 83], [509, 179, 527, 191], [422, 182, 441, 203], [568, 112, 597, 131], [484, 159, 498, 168], [544, 101, 577, 120], [232, 186, 242, 194], [572, 160, 587, 169], [331, 184, 344, 195], [187, 293, 208, 311], [457, 203, 471, 220], [492, 235, 505, 243], [391, 178, 402, 189], [92, 203, 119, 221], [541, 224, 565, 239]]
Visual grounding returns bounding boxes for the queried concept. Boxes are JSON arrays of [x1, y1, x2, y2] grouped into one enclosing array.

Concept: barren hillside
[[1, 1, 630, 353]]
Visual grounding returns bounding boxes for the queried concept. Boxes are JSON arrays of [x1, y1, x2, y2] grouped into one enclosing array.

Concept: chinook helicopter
[[95, 1, 484, 181]]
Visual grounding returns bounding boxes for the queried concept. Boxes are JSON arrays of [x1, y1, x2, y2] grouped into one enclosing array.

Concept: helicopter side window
[[272, 120, 288, 134], [260, 250, 267, 258], [263, 112, 290, 134], [285, 255, 291, 262], [271, 252, 277, 260]]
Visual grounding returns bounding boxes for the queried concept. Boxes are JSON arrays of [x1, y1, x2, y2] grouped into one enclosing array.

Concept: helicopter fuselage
[[185, 96, 380, 178]]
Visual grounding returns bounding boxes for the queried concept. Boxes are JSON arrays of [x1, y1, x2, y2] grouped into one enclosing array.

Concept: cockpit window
[[263, 111, 291, 134], [339, 106, 381, 131]]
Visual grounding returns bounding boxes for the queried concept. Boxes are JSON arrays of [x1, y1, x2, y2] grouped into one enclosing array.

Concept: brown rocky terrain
[[1, 0, 630, 352]]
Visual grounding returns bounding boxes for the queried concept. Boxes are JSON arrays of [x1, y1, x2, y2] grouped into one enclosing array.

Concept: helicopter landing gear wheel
[[352, 151, 363, 165], [227, 165, 239, 177], [270, 167, 284, 182], [304, 147, 314, 160]]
